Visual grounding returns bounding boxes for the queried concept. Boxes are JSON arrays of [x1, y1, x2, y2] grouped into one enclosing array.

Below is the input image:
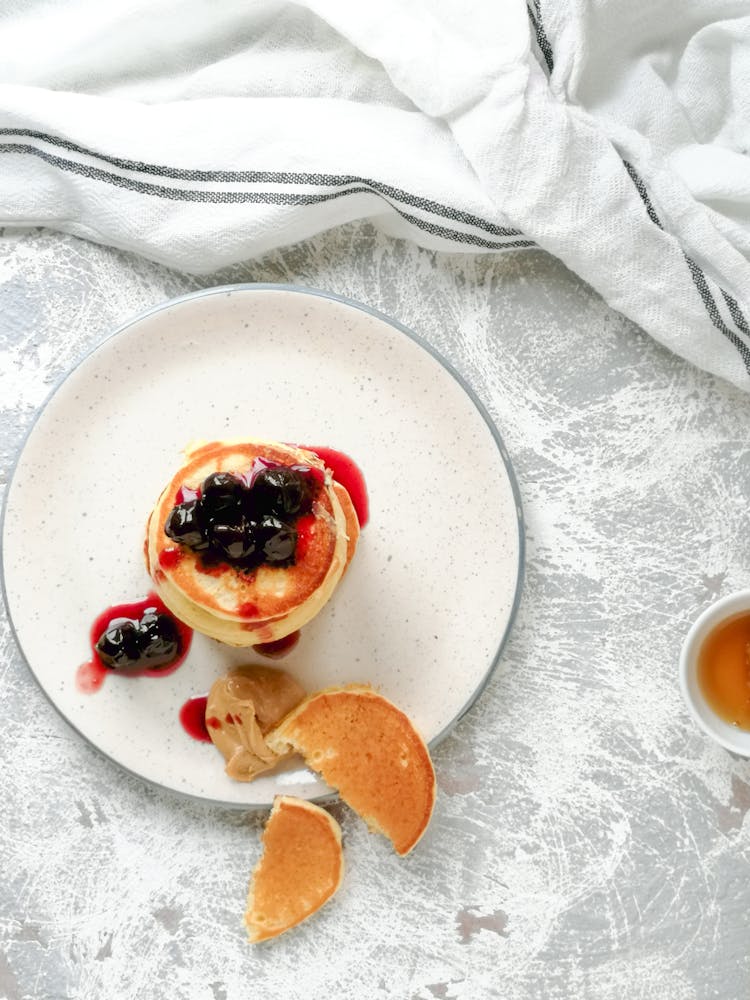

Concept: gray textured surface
[[1, 223, 749, 999]]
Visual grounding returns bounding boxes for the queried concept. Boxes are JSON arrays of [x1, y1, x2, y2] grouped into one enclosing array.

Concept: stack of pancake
[[145, 439, 359, 645]]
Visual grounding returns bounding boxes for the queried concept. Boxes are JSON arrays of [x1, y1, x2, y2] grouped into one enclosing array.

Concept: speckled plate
[[1, 284, 524, 808]]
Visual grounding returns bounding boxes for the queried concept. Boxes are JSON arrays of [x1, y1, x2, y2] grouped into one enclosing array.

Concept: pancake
[[145, 439, 359, 645], [245, 796, 344, 943], [267, 685, 436, 856]]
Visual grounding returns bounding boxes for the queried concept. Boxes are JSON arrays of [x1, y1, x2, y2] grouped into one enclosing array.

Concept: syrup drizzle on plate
[[178, 695, 211, 742], [299, 445, 369, 527], [252, 630, 301, 659]]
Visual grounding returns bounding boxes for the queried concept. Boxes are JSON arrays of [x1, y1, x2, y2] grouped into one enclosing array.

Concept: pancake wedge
[[245, 796, 344, 943], [145, 439, 359, 645], [267, 685, 436, 855]]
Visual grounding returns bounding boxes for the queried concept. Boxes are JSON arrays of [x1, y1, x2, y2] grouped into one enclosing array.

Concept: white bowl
[[679, 589, 750, 755]]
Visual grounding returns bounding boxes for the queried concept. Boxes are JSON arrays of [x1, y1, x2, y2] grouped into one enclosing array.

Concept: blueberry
[[202, 500, 244, 529], [165, 500, 206, 550], [200, 472, 245, 512], [205, 497, 245, 526], [249, 467, 312, 518], [209, 517, 258, 562], [256, 515, 297, 565], [137, 610, 180, 668], [240, 456, 278, 490], [202, 471, 243, 494], [96, 618, 142, 670]]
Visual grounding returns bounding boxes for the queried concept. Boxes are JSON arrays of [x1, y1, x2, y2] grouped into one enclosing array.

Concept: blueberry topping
[[198, 472, 244, 521], [165, 500, 206, 549], [96, 610, 181, 672], [256, 515, 297, 565], [201, 472, 243, 504], [138, 609, 180, 668], [164, 460, 321, 570], [249, 466, 313, 517], [96, 619, 143, 670], [209, 518, 257, 562]]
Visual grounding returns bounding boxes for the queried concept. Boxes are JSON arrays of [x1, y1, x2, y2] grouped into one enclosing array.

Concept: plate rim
[[0, 282, 525, 811]]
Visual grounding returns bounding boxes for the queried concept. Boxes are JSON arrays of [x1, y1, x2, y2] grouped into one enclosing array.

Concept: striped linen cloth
[[1, 0, 749, 389]]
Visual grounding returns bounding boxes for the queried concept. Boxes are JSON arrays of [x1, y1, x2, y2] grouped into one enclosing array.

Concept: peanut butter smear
[[206, 665, 306, 781]]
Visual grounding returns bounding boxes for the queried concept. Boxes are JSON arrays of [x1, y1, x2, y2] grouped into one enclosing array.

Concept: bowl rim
[[679, 588, 750, 755]]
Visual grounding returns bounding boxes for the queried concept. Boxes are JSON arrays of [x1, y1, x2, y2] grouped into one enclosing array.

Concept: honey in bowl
[[697, 611, 750, 729]]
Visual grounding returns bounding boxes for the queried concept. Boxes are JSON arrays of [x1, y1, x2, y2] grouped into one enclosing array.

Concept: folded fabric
[[1, 0, 748, 389]]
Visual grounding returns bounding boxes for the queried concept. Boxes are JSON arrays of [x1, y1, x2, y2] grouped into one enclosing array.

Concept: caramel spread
[[206, 665, 306, 781]]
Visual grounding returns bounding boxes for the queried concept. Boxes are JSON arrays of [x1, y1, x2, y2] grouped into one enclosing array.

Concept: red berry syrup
[[178, 695, 211, 742], [252, 630, 301, 659], [299, 446, 369, 527]]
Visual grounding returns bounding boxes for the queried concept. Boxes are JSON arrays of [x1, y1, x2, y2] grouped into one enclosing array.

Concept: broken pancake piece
[[206, 665, 306, 781], [267, 685, 436, 855], [245, 796, 344, 943]]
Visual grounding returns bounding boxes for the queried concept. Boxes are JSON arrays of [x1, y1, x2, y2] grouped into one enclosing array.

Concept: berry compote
[[164, 460, 324, 572], [76, 594, 192, 694]]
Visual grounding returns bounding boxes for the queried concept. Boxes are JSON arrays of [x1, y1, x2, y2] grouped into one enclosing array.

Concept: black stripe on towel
[[0, 128, 523, 241], [622, 161, 662, 229], [0, 141, 534, 252], [722, 289, 750, 336], [683, 256, 750, 375], [526, 0, 554, 75], [622, 159, 750, 375]]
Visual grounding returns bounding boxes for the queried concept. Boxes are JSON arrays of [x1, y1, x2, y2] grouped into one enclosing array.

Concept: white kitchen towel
[[1, 0, 749, 389]]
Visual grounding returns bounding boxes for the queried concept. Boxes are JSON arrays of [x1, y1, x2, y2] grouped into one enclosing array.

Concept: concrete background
[[1, 222, 748, 999]]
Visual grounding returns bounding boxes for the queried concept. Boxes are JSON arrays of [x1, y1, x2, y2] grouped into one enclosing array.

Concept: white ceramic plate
[[2, 285, 523, 808]]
